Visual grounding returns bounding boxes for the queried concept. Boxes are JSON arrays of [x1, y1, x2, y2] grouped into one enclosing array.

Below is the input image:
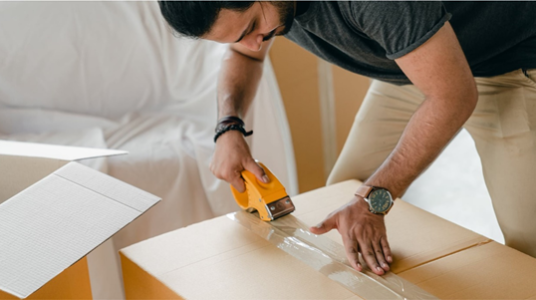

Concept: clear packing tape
[[228, 211, 438, 300]]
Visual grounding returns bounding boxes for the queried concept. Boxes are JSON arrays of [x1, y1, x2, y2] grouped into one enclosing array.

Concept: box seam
[[396, 238, 493, 274]]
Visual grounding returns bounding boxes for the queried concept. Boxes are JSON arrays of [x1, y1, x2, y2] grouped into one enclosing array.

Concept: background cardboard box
[[0, 141, 161, 299], [0, 258, 91, 300]]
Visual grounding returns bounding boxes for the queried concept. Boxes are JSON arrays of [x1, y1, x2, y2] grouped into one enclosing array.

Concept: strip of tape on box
[[227, 211, 437, 300]]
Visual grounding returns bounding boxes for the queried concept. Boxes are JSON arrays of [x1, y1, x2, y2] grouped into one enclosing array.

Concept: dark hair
[[158, 1, 255, 39]]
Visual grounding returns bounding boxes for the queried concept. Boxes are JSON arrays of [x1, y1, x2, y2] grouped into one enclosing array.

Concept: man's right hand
[[210, 130, 269, 192]]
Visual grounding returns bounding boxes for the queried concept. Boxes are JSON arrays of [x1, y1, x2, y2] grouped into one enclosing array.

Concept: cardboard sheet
[[0, 140, 126, 161], [0, 162, 160, 298]]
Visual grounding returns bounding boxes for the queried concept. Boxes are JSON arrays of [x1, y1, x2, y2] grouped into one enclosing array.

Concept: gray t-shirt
[[284, 1, 536, 85]]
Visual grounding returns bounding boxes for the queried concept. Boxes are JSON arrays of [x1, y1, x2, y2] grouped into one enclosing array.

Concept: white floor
[[403, 129, 505, 244]]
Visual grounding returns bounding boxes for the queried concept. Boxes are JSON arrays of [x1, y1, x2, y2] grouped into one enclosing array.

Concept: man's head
[[158, 1, 295, 51]]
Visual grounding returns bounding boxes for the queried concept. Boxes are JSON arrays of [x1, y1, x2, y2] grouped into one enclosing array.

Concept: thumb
[[244, 158, 270, 184], [310, 214, 337, 235]]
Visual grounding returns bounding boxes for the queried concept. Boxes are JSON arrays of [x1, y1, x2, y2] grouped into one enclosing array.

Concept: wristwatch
[[355, 185, 394, 215]]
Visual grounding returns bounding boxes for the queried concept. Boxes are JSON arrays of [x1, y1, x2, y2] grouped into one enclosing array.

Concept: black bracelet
[[214, 124, 253, 143]]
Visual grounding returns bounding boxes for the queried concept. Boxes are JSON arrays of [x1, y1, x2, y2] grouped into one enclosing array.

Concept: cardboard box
[[121, 180, 536, 299], [0, 140, 161, 299]]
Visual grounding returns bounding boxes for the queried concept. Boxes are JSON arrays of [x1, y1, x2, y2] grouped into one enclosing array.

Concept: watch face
[[369, 189, 392, 213]]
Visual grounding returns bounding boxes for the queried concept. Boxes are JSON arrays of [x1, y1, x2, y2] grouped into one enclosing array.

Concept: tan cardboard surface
[[0, 257, 92, 300], [291, 180, 490, 273], [398, 241, 536, 299], [121, 216, 361, 300]]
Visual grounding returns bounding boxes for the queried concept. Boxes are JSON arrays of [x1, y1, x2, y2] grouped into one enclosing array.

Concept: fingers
[[308, 199, 393, 276], [244, 159, 269, 183], [359, 242, 385, 275], [309, 214, 337, 235], [228, 171, 246, 193], [211, 130, 255, 190], [342, 237, 362, 271], [381, 237, 393, 263], [373, 241, 390, 272], [217, 158, 266, 193]]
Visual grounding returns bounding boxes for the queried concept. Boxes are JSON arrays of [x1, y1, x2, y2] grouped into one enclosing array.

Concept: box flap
[[0, 162, 160, 299], [0, 155, 67, 203], [0, 140, 126, 161], [121, 216, 361, 300], [291, 180, 490, 273], [398, 241, 536, 299]]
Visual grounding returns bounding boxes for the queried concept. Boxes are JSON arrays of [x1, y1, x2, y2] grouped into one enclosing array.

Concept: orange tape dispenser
[[231, 162, 295, 221]]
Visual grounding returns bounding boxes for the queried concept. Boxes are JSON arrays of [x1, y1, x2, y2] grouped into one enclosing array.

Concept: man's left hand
[[309, 196, 392, 275]]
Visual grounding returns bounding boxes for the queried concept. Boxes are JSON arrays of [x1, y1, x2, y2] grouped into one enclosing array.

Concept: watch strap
[[355, 185, 373, 199]]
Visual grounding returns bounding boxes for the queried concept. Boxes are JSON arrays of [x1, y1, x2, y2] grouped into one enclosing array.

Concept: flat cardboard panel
[[0, 162, 160, 299], [291, 180, 490, 273], [398, 241, 536, 299], [0, 257, 92, 300], [0, 155, 66, 203], [0, 140, 126, 161], [54, 163, 157, 212]]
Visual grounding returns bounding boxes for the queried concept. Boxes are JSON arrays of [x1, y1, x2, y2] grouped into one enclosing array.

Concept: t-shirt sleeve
[[348, 1, 451, 60]]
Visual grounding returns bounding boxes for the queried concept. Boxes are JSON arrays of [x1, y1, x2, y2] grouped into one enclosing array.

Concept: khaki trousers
[[328, 69, 536, 258]]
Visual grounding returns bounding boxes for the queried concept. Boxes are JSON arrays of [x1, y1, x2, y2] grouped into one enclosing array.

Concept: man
[[159, 1, 536, 275]]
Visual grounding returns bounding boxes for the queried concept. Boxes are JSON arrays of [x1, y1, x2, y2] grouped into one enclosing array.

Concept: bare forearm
[[217, 48, 264, 119], [365, 96, 476, 199]]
